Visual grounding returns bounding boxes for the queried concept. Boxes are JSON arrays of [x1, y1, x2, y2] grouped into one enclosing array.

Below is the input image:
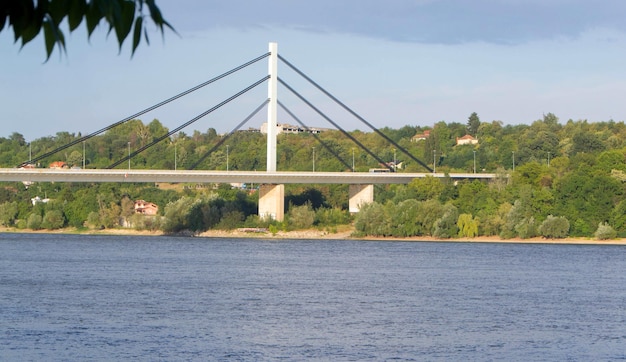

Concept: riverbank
[[2, 226, 626, 245]]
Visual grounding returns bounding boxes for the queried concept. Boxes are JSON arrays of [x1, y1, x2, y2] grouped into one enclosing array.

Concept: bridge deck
[[0, 169, 497, 184]]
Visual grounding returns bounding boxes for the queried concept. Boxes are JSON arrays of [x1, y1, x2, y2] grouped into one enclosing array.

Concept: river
[[1, 233, 625, 360]]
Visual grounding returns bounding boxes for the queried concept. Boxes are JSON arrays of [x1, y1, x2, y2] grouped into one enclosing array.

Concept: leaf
[[115, 0, 135, 48], [10, 0, 36, 42], [42, 15, 66, 61], [68, 0, 86, 31], [107, 0, 122, 24], [131, 16, 143, 55], [48, 0, 69, 25], [85, 1, 103, 37], [42, 20, 55, 59], [145, 0, 163, 28], [0, 1, 10, 32]]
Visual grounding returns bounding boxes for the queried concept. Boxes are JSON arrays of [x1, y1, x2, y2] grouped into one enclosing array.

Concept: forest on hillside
[[1, 112, 626, 239]]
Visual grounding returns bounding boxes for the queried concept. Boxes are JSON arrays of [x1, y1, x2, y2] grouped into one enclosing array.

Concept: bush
[[572, 218, 592, 237], [287, 203, 315, 230], [42, 210, 65, 229], [354, 202, 391, 236], [432, 204, 459, 238], [0, 201, 18, 226], [315, 207, 351, 227], [216, 211, 244, 230], [86, 211, 101, 229], [269, 224, 279, 235], [595, 222, 617, 240], [162, 196, 196, 232], [27, 213, 43, 230], [15, 219, 27, 229], [515, 217, 538, 239], [538, 215, 570, 239]]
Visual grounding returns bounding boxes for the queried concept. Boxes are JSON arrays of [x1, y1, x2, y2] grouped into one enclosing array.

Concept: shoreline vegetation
[[2, 226, 626, 246], [5, 116, 626, 242]]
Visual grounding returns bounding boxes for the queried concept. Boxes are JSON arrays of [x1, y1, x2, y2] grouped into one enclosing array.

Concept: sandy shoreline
[[2, 226, 626, 245]]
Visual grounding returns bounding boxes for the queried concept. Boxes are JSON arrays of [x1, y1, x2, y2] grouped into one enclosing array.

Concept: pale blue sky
[[2, 0, 626, 141]]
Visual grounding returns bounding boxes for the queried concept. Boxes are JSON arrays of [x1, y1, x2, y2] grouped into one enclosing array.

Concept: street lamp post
[[512, 151, 515, 171], [433, 150, 436, 174], [393, 148, 397, 172], [547, 151, 551, 167], [128, 142, 131, 170], [226, 145, 229, 171], [312, 147, 316, 172], [82, 141, 85, 169], [473, 150, 476, 173], [352, 148, 355, 172], [174, 142, 177, 170]]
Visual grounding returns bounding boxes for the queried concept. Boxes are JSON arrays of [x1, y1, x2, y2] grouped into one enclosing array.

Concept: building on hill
[[261, 122, 330, 135], [411, 130, 430, 142], [49, 161, 67, 169], [456, 134, 478, 146], [134, 200, 159, 215]]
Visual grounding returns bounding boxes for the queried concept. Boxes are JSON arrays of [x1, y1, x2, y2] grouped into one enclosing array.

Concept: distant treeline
[[2, 112, 626, 239]]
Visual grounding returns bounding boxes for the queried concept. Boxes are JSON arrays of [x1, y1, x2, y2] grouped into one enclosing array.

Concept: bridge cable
[[188, 99, 270, 170], [107, 76, 270, 169], [278, 78, 393, 171], [18, 52, 271, 168], [277, 101, 353, 171], [278, 55, 433, 172]]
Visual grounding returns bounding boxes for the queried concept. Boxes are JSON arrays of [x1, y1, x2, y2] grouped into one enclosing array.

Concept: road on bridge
[[0, 169, 498, 184]]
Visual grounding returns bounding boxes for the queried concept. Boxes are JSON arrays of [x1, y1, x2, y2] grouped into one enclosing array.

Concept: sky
[[2, 0, 626, 141]]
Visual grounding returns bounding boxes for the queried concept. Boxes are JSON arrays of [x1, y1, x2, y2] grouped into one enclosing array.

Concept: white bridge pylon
[[259, 42, 283, 221], [266, 42, 278, 172], [259, 42, 378, 221]]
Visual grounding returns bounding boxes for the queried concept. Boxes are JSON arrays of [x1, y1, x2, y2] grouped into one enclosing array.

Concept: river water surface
[[1, 233, 625, 360]]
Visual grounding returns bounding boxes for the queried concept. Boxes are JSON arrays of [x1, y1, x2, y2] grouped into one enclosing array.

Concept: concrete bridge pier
[[349, 184, 374, 213], [259, 184, 285, 221]]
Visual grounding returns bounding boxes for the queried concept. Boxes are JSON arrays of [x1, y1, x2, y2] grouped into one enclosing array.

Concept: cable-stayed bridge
[[1, 43, 496, 220], [0, 169, 493, 185]]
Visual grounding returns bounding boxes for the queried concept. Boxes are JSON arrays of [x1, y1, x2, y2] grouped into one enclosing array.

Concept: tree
[[501, 199, 528, 239], [26, 213, 43, 229], [407, 176, 445, 201], [42, 209, 65, 229], [393, 199, 421, 237], [538, 215, 569, 239], [354, 202, 391, 237], [467, 112, 480, 136], [432, 203, 458, 238], [66, 150, 83, 168], [0, 201, 18, 226], [457, 213, 479, 238], [1, 0, 174, 60], [572, 131, 606, 154]]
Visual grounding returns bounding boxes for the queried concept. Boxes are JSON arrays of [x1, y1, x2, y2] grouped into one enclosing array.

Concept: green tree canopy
[[467, 112, 480, 136], [1, 0, 174, 60]]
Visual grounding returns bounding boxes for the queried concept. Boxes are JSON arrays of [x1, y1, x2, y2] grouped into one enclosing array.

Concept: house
[[411, 130, 430, 142], [456, 134, 478, 146], [134, 200, 159, 215], [31, 196, 50, 206], [260, 122, 330, 135], [49, 161, 68, 169]]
